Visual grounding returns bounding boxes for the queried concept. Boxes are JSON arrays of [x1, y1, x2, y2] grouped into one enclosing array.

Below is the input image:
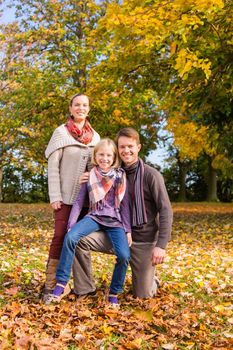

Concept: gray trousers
[[73, 231, 158, 298]]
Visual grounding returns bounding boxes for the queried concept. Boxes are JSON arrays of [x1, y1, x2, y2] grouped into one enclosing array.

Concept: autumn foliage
[[0, 203, 232, 349], [0, 0, 232, 203]]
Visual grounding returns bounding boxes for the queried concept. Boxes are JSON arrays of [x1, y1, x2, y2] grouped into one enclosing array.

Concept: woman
[[42, 93, 100, 302]]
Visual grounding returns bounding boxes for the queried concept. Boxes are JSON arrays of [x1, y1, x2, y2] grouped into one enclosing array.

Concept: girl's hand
[[79, 172, 90, 184], [126, 232, 132, 247], [51, 201, 62, 210]]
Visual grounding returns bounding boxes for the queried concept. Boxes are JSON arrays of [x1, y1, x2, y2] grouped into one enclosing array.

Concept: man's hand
[[126, 232, 132, 247], [151, 247, 165, 265], [79, 172, 89, 184], [51, 201, 62, 210]]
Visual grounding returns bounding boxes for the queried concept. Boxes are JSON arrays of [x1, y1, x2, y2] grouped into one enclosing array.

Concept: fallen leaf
[[162, 343, 175, 350], [14, 336, 32, 350], [5, 286, 19, 295], [133, 309, 153, 322]]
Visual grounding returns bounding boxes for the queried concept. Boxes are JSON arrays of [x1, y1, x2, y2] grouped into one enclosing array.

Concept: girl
[[48, 138, 132, 306]]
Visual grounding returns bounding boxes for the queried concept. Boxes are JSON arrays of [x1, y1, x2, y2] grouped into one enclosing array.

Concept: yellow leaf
[[133, 309, 153, 322], [113, 109, 122, 117], [214, 304, 225, 313], [123, 338, 143, 349], [101, 321, 113, 335], [227, 318, 233, 324], [170, 42, 177, 56], [200, 323, 207, 331]]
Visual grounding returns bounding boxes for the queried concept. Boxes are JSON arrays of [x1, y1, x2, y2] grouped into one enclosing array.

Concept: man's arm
[[148, 168, 173, 264]]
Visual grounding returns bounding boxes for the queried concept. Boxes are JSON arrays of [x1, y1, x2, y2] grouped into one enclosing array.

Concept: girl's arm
[[67, 183, 88, 230], [120, 190, 132, 246]]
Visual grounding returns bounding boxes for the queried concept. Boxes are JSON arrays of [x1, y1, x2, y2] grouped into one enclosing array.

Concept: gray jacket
[[45, 124, 100, 204]]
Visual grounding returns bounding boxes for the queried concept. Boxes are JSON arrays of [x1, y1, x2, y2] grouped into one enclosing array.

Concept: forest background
[[0, 0, 232, 203], [0, 2, 233, 349]]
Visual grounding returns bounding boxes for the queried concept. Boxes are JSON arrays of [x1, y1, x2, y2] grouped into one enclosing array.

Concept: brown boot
[[41, 258, 59, 302]]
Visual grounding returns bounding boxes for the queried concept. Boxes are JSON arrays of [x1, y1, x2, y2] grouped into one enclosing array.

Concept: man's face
[[117, 136, 141, 166]]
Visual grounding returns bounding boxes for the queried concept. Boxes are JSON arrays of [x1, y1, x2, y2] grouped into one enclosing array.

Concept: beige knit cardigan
[[45, 124, 100, 205]]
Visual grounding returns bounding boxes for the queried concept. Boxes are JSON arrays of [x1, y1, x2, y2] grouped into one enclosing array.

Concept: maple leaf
[[58, 327, 73, 342], [14, 335, 32, 350], [4, 286, 19, 296]]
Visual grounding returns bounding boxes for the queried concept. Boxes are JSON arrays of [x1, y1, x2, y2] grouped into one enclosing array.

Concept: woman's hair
[[69, 93, 90, 106], [91, 138, 120, 169], [115, 127, 140, 146]]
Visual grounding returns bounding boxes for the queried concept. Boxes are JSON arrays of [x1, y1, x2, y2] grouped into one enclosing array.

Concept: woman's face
[[69, 95, 90, 124]]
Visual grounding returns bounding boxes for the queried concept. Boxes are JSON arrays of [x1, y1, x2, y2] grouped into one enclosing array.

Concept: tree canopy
[[0, 0, 232, 202]]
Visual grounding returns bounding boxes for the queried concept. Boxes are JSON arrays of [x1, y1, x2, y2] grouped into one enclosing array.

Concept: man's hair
[[115, 127, 140, 146]]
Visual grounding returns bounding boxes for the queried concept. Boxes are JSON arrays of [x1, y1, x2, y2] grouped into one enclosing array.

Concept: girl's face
[[95, 145, 115, 172], [69, 95, 90, 124]]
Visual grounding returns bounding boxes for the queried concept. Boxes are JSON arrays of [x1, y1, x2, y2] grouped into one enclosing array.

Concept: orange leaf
[[5, 286, 19, 295]]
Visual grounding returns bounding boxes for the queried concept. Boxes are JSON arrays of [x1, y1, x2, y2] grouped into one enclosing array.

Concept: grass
[[0, 202, 232, 349]]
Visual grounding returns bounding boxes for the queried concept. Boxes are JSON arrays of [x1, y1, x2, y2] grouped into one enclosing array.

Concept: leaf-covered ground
[[0, 203, 232, 350]]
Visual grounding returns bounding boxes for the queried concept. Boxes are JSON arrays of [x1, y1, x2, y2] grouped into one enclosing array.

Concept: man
[[72, 127, 173, 298]]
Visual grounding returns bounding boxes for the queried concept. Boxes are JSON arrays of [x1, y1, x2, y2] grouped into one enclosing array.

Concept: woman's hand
[[79, 172, 90, 184], [126, 232, 133, 247], [51, 201, 62, 210]]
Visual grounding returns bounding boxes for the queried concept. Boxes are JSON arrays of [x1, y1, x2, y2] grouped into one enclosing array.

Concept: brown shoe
[[41, 259, 59, 303], [44, 258, 59, 291]]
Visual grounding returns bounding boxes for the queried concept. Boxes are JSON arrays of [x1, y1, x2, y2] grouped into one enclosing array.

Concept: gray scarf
[[123, 159, 147, 227]]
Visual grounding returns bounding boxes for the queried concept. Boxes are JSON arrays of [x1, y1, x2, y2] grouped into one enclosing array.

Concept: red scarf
[[66, 117, 94, 145]]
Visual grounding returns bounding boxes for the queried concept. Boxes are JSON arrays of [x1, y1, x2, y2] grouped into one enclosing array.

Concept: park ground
[[0, 203, 232, 349]]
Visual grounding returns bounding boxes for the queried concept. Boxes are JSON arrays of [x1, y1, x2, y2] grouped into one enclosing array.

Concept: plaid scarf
[[123, 159, 147, 227], [88, 167, 126, 210], [66, 117, 94, 144]]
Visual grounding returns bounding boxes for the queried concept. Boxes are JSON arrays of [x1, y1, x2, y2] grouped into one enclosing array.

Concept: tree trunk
[[177, 160, 188, 202], [0, 167, 3, 202], [206, 157, 218, 201]]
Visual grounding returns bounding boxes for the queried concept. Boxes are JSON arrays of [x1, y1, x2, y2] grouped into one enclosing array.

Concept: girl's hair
[[69, 93, 90, 106], [91, 138, 120, 169]]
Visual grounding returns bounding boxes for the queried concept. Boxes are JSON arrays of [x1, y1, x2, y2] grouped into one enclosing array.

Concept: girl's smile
[[95, 145, 115, 172]]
